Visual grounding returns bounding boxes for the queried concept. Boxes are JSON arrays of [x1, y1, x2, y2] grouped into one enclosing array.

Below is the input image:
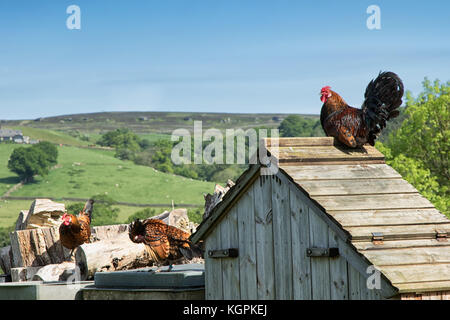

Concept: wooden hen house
[[191, 137, 450, 300]]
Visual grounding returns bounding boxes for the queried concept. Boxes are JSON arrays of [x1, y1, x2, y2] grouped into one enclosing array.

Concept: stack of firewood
[[0, 199, 200, 282]]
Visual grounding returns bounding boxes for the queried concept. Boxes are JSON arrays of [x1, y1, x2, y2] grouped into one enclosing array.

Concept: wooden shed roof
[[192, 137, 450, 294]]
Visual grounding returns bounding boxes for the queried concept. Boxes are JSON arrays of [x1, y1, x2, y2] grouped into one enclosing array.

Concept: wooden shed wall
[[204, 173, 384, 300]]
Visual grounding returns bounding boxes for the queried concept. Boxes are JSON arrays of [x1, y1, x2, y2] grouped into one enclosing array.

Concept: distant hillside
[[2, 111, 320, 135]]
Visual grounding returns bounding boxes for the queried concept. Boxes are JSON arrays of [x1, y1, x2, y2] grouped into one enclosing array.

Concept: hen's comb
[[321, 86, 331, 92]]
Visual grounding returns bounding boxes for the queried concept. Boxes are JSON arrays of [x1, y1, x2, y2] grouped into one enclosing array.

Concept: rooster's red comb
[[321, 86, 331, 92]]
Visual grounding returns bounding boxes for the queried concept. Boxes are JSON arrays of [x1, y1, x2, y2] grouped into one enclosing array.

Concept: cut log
[[10, 227, 68, 268], [0, 246, 12, 275], [11, 266, 42, 282], [90, 224, 128, 241], [75, 234, 156, 281], [32, 262, 76, 282], [14, 210, 29, 231], [9, 224, 130, 269], [17, 199, 66, 230]]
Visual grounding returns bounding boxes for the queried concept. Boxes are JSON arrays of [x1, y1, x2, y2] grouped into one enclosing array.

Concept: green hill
[[0, 144, 213, 227], [3, 145, 213, 205]]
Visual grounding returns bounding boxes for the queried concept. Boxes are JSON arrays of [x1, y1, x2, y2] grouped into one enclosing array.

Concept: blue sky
[[0, 0, 449, 119]]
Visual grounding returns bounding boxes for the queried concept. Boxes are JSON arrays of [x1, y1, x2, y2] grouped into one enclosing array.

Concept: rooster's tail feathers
[[362, 71, 404, 143], [81, 199, 95, 221]]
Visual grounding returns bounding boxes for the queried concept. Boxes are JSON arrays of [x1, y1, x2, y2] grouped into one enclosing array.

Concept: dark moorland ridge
[[1, 111, 320, 134]]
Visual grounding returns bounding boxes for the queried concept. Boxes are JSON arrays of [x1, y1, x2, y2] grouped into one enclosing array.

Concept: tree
[[279, 115, 324, 137], [97, 129, 144, 160], [8, 146, 51, 182], [386, 78, 449, 186], [33, 141, 58, 166], [376, 78, 449, 215]]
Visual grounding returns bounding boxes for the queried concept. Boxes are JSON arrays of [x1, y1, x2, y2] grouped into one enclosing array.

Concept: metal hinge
[[208, 248, 239, 258], [306, 247, 339, 258], [436, 230, 448, 242], [372, 232, 384, 245]]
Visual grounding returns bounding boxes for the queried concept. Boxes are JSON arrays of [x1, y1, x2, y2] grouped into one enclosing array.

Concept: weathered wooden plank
[[280, 160, 386, 166], [204, 227, 223, 300], [277, 169, 397, 298], [361, 247, 450, 266], [299, 178, 417, 196], [367, 287, 383, 300], [379, 263, 450, 284], [328, 229, 348, 300], [277, 146, 384, 161], [220, 206, 241, 299], [237, 184, 258, 300], [335, 236, 397, 299], [275, 170, 351, 246], [265, 137, 335, 147], [278, 168, 397, 299], [421, 292, 441, 300], [289, 187, 312, 300], [442, 291, 450, 300], [308, 208, 331, 300], [348, 223, 450, 241], [312, 193, 434, 211], [401, 293, 421, 300], [348, 263, 361, 300], [395, 281, 450, 293], [359, 271, 371, 300], [353, 239, 450, 251], [329, 208, 449, 228], [271, 176, 293, 299], [253, 175, 275, 300], [284, 164, 401, 181]]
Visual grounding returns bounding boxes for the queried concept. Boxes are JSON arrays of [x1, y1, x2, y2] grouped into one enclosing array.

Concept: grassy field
[[0, 144, 213, 227], [6, 145, 213, 205]]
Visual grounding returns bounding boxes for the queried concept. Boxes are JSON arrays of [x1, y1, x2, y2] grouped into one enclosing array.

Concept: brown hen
[[129, 218, 203, 269], [59, 199, 94, 259]]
